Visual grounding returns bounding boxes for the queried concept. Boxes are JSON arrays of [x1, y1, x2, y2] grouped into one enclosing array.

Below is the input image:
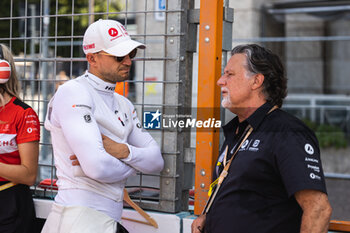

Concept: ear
[[251, 73, 264, 90], [86, 53, 97, 67]]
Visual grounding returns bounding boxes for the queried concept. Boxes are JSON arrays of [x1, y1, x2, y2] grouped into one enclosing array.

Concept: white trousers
[[41, 203, 117, 233]]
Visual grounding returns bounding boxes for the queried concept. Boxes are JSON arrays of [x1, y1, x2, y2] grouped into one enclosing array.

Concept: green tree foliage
[[303, 119, 348, 149], [0, 0, 124, 55], [55, 0, 124, 34]]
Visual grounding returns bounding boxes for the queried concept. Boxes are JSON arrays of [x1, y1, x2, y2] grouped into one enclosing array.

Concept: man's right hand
[[191, 214, 206, 233]]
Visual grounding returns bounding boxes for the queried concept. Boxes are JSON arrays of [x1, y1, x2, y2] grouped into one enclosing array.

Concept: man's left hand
[[102, 134, 130, 159]]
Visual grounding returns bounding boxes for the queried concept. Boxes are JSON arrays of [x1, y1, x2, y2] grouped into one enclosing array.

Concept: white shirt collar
[[84, 71, 116, 94]]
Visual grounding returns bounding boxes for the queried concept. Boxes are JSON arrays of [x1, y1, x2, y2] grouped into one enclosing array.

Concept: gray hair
[[231, 44, 287, 107]]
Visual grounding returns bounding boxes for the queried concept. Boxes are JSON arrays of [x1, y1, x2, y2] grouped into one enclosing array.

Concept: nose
[[122, 55, 132, 66], [217, 74, 226, 87]]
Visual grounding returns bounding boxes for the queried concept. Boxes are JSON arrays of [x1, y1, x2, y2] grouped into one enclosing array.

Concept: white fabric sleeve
[[121, 100, 164, 174], [52, 82, 136, 183]]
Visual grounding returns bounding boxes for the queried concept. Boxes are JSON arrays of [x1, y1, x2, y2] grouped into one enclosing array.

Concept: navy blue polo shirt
[[205, 102, 327, 233]]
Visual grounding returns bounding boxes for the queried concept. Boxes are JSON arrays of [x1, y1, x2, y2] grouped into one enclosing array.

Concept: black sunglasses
[[99, 49, 137, 62]]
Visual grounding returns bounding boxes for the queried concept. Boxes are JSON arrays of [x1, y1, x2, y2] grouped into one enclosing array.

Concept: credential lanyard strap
[[0, 182, 16, 191], [202, 105, 278, 214], [202, 126, 253, 214]]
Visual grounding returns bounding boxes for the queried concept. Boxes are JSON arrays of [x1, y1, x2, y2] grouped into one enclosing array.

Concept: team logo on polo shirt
[[247, 139, 260, 152], [238, 139, 261, 152], [310, 172, 321, 180], [252, 140, 260, 147], [241, 140, 249, 149], [304, 143, 314, 155]]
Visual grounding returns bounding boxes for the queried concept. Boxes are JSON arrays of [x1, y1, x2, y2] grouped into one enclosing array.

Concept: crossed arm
[[70, 135, 129, 164], [53, 83, 163, 183], [70, 129, 163, 175]]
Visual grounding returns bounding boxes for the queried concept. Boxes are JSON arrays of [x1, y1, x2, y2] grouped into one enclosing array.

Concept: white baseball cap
[[83, 19, 145, 56]]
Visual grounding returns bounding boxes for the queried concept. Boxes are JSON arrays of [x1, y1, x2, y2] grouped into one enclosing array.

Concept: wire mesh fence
[[0, 0, 196, 213]]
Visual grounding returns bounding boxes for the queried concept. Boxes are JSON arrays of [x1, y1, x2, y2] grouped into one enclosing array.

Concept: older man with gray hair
[[192, 44, 332, 233]]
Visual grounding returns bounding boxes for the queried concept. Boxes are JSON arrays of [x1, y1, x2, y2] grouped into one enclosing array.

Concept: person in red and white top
[[0, 43, 40, 233]]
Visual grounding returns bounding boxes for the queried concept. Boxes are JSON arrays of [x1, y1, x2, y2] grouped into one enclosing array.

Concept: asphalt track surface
[[326, 178, 350, 221]]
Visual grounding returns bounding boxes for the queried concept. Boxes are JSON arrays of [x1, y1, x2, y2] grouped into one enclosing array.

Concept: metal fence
[[0, 0, 197, 213]]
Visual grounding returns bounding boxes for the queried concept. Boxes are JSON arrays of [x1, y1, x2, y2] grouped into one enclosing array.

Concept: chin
[[116, 76, 129, 82], [221, 98, 231, 109]]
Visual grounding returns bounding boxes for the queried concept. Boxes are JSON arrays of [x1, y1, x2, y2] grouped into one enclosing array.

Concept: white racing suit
[[41, 71, 164, 233]]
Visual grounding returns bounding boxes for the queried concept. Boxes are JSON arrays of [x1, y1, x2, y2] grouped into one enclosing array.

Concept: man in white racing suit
[[41, 19, 164, 233]]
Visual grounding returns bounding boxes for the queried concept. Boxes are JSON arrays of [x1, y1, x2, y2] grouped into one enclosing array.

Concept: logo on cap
[[120, 25, 129, 36], [108, 28, 119, 37], [83, 43, 95, 51]]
